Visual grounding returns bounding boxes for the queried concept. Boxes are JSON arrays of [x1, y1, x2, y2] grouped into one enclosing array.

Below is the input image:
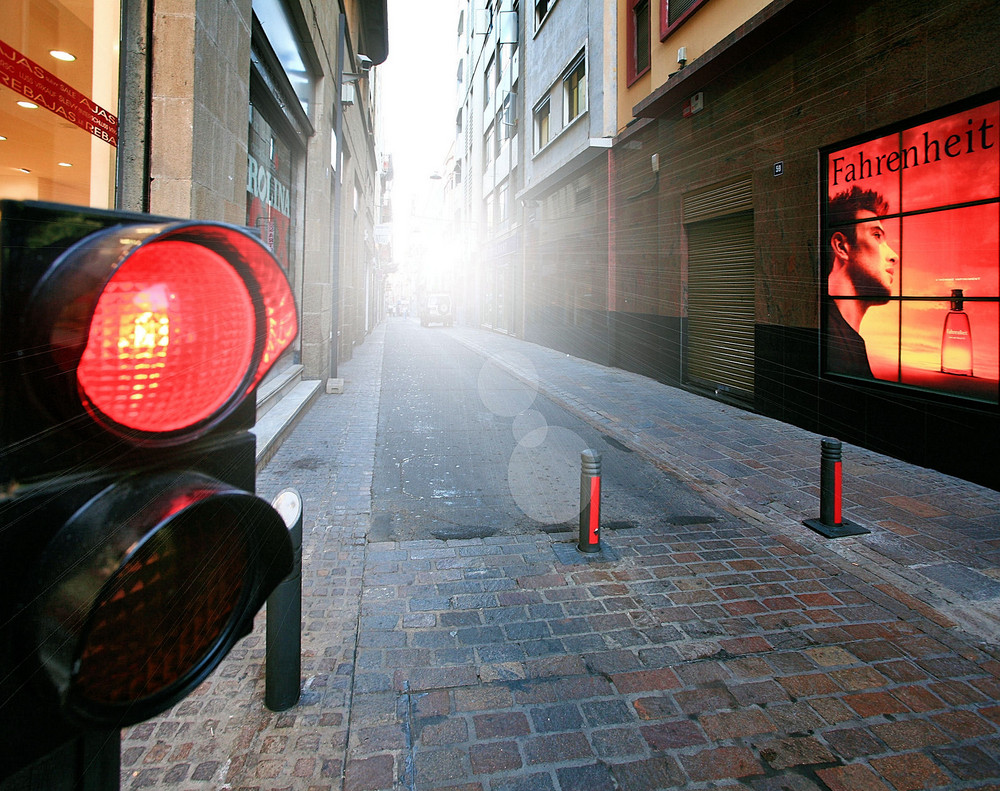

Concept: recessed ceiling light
[[16, 168, 31, 174], [0, 135, 7, 141], [50, 50, 77, 62], [17, 101, 38, 109], [58, 162, 73, 167]]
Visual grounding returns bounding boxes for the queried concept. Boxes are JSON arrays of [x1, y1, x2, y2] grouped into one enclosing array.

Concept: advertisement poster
[[822, 98, 999, 403]]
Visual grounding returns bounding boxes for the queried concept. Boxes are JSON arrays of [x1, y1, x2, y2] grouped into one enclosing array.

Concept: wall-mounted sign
[[821, 96, 999, 403], [0, 39, 118, 146], [682, 92, 704, 118]]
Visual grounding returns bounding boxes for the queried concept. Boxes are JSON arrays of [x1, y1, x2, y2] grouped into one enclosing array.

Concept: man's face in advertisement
[[834, 210, 898, 302]]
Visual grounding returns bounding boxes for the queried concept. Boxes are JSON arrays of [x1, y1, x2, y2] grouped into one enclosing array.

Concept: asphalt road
[[370, 319, 723, 543]]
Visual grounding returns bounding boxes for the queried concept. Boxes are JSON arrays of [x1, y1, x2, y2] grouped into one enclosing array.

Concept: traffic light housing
[[0, 200, 299, 780]]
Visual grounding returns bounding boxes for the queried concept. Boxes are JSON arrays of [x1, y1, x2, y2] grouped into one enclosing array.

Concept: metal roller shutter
[[685, 211, 756, 397]]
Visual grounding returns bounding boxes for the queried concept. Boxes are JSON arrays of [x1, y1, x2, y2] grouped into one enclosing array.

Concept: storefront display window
[[822, 96, 999, 404], [247, 104, 294, 275], [0, 0, 119, 207]]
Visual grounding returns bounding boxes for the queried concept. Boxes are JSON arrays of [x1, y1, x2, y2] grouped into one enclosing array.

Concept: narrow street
[[372, 319, 715, 543]]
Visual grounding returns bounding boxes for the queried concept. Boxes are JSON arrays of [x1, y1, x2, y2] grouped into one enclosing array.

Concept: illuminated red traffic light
[[24, 221, 298, 444]]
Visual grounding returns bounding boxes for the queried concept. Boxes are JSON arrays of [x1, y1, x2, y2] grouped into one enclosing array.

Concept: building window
[[534, 98, 551, 152], [498, 183, 508, 223], [629, 0, 650, 83], [563, 53, 586, 125], [484, 54, 495, 109], [502, 86, 517, 140], [485, 122, 494, 170], [254, 0, 315, 115], [535, 0, 555, 30], [662, 0, 706, 35]]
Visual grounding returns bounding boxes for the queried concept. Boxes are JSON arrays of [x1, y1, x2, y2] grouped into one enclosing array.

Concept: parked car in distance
[[420, 293, 453, 327]]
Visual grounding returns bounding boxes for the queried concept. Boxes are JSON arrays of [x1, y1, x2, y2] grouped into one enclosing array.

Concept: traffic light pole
[[266, 490, 304, 711]]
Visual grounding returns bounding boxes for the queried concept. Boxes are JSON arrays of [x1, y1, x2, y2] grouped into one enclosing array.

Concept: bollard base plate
[[553, 542, 619, 565], [803, 518, 869, 538]]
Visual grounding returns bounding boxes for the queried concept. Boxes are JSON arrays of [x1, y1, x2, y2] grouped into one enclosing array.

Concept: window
[[248, 105, 295, 271], [254, 0, 315, 114], [502, 87, 517, 139], [484, 54, 495, 109], [629, 0, 650, 83], [821, 98, 1000, 403], [563, 53, 586, 124], [662, 0, 706, 36], [534, 98, 551, 152], [0, 0, 120, 208], [534, 0, 554, 30], [498, 183, 509, 223]]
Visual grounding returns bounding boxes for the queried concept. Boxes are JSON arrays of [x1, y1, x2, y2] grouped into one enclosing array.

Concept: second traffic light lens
[[73, 498, 246, 708], [77, 240, 257, 433]]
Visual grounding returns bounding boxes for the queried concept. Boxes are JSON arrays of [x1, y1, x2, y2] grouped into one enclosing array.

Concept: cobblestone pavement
[[122, 320, 1000, 791]]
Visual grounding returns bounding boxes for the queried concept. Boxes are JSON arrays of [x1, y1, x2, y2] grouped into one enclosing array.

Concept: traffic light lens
[[73, 502, 246, 707], [77, 240, 256, 433]]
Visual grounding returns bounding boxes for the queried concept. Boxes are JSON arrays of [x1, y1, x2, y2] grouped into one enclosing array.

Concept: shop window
[[0, 0, 120, 207], [821, 97, 1000, 404], [247, 103, 295, 273], [563, 52, 586, 125]]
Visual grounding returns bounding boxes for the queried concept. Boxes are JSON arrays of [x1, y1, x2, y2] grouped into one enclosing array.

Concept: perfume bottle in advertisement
[[941, 288, 973, 376]]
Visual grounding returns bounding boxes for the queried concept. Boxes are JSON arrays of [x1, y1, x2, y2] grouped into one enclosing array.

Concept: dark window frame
[[627, 0, 651, 86], [660, 0, 707, 39]]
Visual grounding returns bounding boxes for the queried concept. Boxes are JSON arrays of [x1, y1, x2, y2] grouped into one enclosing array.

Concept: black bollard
[[578, 450, 602, 553], [803, 438, 868, 538], [266, 488, 303, 711]]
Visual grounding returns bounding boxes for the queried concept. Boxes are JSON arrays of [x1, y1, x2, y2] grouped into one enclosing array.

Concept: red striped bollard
[[820, 437, 843, 526], [578, 450, 602, 553], [803, 438, 868, 538]]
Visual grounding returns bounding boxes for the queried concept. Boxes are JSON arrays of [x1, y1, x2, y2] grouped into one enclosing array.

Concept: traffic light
[[0, 200, 299, 781]]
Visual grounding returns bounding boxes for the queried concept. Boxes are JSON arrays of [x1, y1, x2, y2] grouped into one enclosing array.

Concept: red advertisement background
[[825, 100, 1000, 402]]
